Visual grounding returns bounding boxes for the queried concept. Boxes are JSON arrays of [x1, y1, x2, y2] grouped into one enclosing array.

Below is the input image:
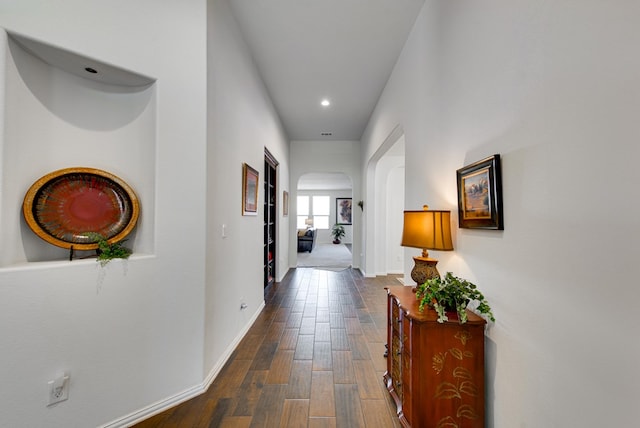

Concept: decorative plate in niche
[[23, 167, 140, 250]]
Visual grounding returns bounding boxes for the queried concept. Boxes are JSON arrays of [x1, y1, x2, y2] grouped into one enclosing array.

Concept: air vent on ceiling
[[321, 132, 332, 136]]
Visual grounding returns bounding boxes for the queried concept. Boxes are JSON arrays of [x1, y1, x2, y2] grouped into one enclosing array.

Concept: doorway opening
[[296, 172, 353, 270], [264, 149, 278, 293], [364, 126, 405, 277]]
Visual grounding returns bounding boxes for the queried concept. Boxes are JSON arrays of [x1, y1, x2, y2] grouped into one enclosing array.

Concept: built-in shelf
[[264, 149, 278, 290], [0, 253, 156, 274], [0, 28, 156, 268]]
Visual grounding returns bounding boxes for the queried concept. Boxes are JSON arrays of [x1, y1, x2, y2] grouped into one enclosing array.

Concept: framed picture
[[283, 190, 289, 216], [336, 197, 352, 225], [242, 163, 259, 216], [456, 154, 503, 229]]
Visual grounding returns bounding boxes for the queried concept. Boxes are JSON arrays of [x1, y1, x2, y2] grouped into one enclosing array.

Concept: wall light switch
[[222, 224, 227, 238]]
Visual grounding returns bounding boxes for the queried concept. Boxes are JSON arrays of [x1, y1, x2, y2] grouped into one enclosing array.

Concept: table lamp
[[305, 218, 314, 228], [400, 205, 453, 286]]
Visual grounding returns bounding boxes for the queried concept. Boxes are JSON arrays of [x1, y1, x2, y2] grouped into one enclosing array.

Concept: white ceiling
[[229, 0, 425, 141]]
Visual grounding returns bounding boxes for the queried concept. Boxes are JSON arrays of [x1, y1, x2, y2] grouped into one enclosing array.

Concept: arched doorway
[[364, 126, 405, 277], [296, 172, 353, 269]]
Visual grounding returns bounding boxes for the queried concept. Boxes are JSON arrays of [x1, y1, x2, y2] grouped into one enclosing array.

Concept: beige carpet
[[297, 243, 352, 269]]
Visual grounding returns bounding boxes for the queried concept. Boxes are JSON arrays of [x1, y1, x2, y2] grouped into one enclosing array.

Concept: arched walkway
[[363, 125, 406, 277], [294, 172, 353, 269]]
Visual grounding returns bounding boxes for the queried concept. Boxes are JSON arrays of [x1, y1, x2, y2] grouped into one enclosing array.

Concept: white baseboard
[[100, 384, 204, 428], [276, 267, 291, 282], [359, 267, 375, 277], [201, 300, 265, 391], [100, 301, 266, 428]]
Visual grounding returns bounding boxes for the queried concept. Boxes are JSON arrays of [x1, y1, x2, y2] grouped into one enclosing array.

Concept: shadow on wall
[[9, 33, 154, 131]]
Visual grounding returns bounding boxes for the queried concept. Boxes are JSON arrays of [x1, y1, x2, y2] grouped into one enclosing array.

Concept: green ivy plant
[[86, 232, 132, 267], [415, 272, 495, 324]]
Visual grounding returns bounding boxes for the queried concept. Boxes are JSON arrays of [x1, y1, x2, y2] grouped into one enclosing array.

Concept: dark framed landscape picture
[[242, 163, 259, 216], [336, 198, 352, 225], [456, 154, 503, 230]]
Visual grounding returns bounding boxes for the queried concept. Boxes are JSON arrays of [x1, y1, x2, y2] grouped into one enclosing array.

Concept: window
[[312, 196, 330, 229], [297, 195, 330, 229]]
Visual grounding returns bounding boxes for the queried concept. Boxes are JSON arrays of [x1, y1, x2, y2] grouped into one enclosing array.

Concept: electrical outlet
[[47, 373, 69, 406]]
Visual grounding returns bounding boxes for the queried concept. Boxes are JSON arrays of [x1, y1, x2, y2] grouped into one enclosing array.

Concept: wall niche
[[0, 29, 156, 267]]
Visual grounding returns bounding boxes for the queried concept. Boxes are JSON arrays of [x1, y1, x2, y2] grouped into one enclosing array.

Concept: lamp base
[[410, 256, 440, 286]]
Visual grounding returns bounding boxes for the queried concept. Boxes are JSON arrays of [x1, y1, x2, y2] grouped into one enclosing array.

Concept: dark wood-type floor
[[133, 268, 403, 427]]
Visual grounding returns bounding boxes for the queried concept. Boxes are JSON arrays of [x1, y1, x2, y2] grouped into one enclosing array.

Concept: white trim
[[360, 268, 376, 278], [99, 301, 266, 428], [276, 267, 291, 282], [364, 124, 404, 280], [201, 300, 265, 391]]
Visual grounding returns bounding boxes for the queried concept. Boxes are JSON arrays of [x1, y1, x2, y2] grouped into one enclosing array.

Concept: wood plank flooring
[[133, 268, 403, 428]]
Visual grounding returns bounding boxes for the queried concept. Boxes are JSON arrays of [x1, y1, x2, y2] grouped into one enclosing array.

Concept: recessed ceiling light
[[320, 99, 330, 107]]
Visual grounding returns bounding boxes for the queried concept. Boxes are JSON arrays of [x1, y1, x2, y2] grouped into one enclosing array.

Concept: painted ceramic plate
[[23, 167, 139, 250]]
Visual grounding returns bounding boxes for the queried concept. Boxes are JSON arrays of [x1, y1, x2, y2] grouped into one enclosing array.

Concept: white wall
[[289, 140, 361, 268], [362, 1, 640, 426], [373, 153, 404, 275], [0, 1, 207, 427], [205, 0, 289, 386], [0, 1, 292, 426], [386, 164, 405, 275]]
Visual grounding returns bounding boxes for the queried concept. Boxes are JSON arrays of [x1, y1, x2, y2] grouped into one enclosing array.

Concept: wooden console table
[[384, 286, 486, 428]]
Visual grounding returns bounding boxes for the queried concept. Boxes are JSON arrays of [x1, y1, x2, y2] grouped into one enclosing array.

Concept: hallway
[[134, 268, 402, 427], [296, 244, 352, 269]]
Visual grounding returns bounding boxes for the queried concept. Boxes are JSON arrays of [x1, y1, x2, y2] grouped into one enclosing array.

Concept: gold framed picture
[[456, 154, 503, 229], [242, 163, 259, 216]]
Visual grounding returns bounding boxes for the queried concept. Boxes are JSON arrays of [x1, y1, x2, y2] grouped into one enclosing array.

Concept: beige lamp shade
[[305, 218, 314, 227], [401, 208, 453, 254], [401, 206, 453, 285]]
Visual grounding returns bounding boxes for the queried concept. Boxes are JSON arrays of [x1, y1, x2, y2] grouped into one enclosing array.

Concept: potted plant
[[86, 232, 132, 266], [415, 272, 495, 324], [331, 223, 346, 244]]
